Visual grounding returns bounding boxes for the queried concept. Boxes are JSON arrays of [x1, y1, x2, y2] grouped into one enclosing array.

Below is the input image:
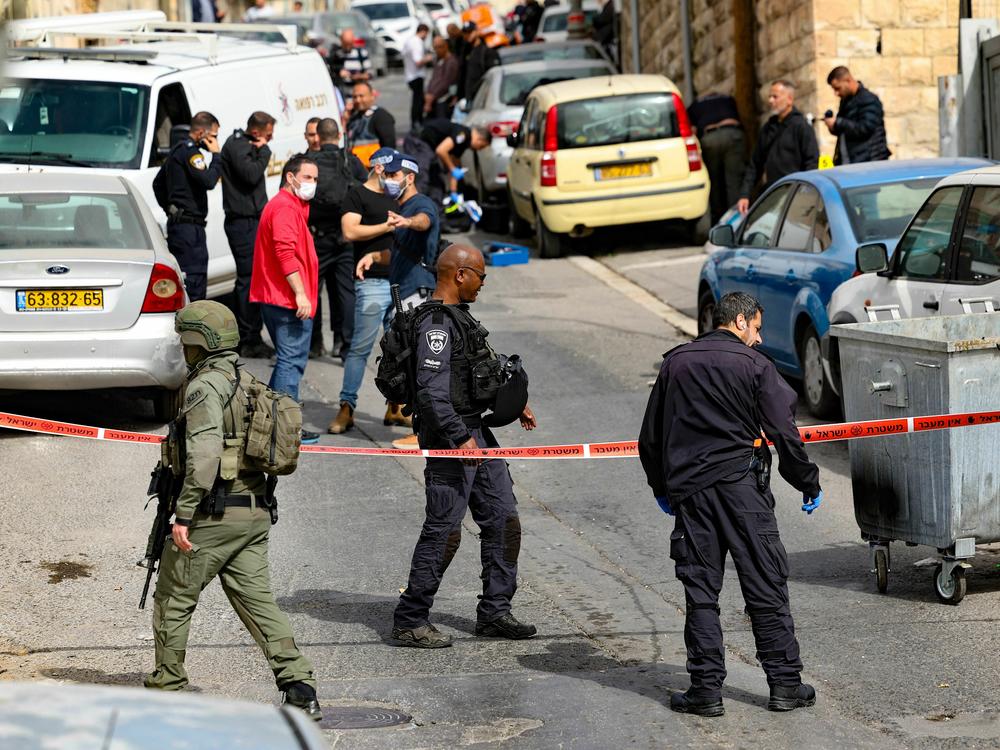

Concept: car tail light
[[541, 105, 558, 187], [489, 120, 518, 138], [535, 35, 545, 42], [141, 263, 185, 313], [354, 37, 367, 47], [671, 92, 702, 172]]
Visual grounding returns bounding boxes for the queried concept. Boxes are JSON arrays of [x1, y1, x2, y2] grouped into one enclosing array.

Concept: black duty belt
[[168, 215, 208, 228], [218, 494, 254, 508]]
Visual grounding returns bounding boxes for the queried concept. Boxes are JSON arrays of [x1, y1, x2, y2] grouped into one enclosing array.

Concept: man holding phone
[[152, 111, 222, 301]]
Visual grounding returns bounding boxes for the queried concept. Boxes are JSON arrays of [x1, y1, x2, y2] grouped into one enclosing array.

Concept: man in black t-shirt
[[404, 118, 491, 203], [330, 147, 406, 435]]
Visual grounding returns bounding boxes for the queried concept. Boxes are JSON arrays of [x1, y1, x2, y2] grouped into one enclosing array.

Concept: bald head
[[435, 244, 487, 304]]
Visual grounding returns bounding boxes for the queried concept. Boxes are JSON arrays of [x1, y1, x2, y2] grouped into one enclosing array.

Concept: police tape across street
[[1, 407, 999, 459]]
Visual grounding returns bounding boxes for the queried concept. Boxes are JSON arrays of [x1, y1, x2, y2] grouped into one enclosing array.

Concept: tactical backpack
[[310, 148, 360, 218], [221, 367, 303, 477]]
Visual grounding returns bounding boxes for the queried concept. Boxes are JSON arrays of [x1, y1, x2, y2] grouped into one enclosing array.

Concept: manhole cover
[[318, 706, 412, 730]]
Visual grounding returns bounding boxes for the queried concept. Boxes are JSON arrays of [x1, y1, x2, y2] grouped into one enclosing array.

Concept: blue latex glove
[[448, 191, 461, 205], [802, 490, 823, 515], [451, 166, 467, 180], [655, 495, 674, 516]]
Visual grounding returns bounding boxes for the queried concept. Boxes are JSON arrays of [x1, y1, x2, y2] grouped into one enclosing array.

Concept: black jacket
[[306, 144, 366, 233], [638, 329, 821, 502], [219, 129, 271, 219], [152, 139, 221, 219], [463, 41, 499, 101], [740, 108, 818, 199], [831, 84, 890, 165]]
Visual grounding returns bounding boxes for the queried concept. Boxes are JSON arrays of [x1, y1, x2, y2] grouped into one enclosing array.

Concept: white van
[[1, 12, 343, 299]]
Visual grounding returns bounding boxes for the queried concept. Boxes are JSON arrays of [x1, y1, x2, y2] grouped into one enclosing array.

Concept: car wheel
[[697, 289, 715, 335], [478, 192, 510, 235], [508, 189, 532, 238], [799, 325, 840, 419], [153, 388, 182, 422], [535, 213, 565, 258]]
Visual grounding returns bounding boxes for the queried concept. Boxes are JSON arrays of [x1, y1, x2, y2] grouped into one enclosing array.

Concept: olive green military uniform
[[145, 351, 316, 692]]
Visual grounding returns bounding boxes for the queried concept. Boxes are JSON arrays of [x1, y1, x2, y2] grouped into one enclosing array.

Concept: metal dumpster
[[830, 312, 1000, 604]]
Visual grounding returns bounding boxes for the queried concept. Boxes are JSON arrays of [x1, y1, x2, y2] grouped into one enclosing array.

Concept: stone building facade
[[622, 0, 1000, 159]]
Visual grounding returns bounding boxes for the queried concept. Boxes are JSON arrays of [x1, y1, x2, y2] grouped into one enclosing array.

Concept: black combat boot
[[669, 690, 725, 717], [475, 612, 537, 640], [768, 683, 816, 712], [282, 681, 322, 721]]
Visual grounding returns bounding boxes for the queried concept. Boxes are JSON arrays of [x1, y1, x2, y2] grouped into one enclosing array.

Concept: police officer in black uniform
[[392, 244, 537, 648], [220, 111, 276, 358], [638, 291, 823, 717], [153, 112, 222, 301]]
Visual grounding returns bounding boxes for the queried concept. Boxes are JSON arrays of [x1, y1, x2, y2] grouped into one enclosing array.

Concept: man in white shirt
[[402, 24, 433, 127], [243, 0, 274, 21]]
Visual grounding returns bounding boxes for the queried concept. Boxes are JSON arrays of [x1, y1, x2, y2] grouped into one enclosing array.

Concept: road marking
[[617, 254, 706, 271], [567, 255, 699, 338]]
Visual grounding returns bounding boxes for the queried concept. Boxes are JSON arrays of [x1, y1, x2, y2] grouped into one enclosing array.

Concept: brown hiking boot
[[328, 402, 354, 434], [391, 624, 453, 648], [383, 402, 413, 427]]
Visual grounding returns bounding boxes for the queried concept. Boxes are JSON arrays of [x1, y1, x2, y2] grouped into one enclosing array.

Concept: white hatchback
[[824, 164, 1000, 395], [0, 172, 187, 418]]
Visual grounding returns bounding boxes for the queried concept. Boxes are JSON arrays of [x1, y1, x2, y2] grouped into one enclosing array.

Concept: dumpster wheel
[[875, 549, 889, 594], [934, 563, 967, 605]]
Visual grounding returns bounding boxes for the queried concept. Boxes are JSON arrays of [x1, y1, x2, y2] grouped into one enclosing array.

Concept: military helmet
[[175, 300, 240, 352]]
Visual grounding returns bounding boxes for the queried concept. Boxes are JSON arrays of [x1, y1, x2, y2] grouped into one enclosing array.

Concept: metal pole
[[680, 0, 694, 101], [629, 0, 639, 73]]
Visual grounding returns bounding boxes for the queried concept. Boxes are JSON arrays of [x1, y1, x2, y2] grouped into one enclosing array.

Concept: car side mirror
[[506, 132, 520, 148], [708, 224, 736, 248], [856, 242, 889, 274]]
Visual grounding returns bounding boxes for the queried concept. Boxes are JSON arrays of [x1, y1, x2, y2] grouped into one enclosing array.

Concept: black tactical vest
[[428, 303, 504, 417]]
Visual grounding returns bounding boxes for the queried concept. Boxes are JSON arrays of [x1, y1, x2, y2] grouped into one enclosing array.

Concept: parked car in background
[[506, 74, 708, 258], [352, 0, 433, 66], [0, 172, 188, 419], [0, 681, 326, 749], [497, 38, 611, 66], [534, 0, 600, 43], [698, 158, 991, 417], [419, 0, 460, 37], [270, 11, 388, 76], [461, 57, 616, 210], [824, 162, 1000, 399]]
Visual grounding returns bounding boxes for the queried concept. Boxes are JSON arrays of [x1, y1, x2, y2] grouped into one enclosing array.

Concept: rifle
[[138, 424, 182, 609]]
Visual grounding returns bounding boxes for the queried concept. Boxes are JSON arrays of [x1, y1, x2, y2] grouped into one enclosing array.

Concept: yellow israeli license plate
[[597, 162, 652, 181], [16, 289, 104, 311]]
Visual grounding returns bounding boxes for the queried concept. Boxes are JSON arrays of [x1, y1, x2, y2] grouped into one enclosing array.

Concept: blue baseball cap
[[369, 147, 398, 168], [381, 150, 420, 174]]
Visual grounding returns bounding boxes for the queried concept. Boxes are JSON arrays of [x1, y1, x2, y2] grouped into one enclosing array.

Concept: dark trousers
[[672, 475, 802, 700], [699, 126, 747, 224], [223, 216, 264, 346], [166, 222, 208, 301], [394, 426, 521, 628], [310, 235, 355, 353], [408, 77, 425, 128]]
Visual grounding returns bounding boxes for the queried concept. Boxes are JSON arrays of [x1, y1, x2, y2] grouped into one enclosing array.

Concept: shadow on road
[[518, 640, 767, 711]]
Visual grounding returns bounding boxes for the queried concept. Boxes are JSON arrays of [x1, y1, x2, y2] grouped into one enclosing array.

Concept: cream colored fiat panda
[[505, 74, 710, 257]]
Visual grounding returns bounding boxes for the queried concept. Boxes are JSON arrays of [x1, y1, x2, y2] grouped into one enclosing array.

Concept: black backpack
[[310, 148, 360, 216]]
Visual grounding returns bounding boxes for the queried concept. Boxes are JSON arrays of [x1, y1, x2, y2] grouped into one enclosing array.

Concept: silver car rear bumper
[[0, 313, 185, 391]]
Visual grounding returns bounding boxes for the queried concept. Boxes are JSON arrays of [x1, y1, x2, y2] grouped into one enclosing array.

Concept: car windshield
[[557, 92, 677, 148], [541, 9, 598, 32], [501, 44, 604, 64], [356, 2, 409, 20], [0, 79, 149, 169], [0, 192, 152, 250], [318, 12, 366, 33], [501, 67, 610, 105], [423, 1, 446, 10], [844, 178, 941, 242]]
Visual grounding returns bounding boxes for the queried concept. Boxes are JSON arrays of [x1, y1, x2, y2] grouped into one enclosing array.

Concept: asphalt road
[[4, 73, 1000, 749]]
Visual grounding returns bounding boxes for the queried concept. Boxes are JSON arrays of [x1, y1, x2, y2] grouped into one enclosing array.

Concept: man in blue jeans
[[250, 154, 323, 444], [328, 148, 402, 435]]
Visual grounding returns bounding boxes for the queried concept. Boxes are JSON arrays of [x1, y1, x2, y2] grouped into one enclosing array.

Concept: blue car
[[697, 158, 992, 418]]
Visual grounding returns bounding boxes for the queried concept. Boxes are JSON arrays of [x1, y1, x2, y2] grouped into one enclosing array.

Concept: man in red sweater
[[250, 154, 321, 443]]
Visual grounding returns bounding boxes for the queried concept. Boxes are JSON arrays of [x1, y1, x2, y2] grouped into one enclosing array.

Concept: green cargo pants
[[144, 505, 315, 692]]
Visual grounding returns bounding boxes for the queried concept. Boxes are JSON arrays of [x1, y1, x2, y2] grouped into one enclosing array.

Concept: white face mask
[[293, 176, 317, 202]]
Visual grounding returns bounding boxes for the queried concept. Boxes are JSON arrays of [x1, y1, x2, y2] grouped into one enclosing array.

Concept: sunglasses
[[459, 266, 487, 282]]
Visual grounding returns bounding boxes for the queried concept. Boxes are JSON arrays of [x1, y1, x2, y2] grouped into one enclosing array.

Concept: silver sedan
[[0, 172, 187, 419]]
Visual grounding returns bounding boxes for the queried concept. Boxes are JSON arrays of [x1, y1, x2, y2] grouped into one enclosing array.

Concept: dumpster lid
[[829, 312, 1000, 353]]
